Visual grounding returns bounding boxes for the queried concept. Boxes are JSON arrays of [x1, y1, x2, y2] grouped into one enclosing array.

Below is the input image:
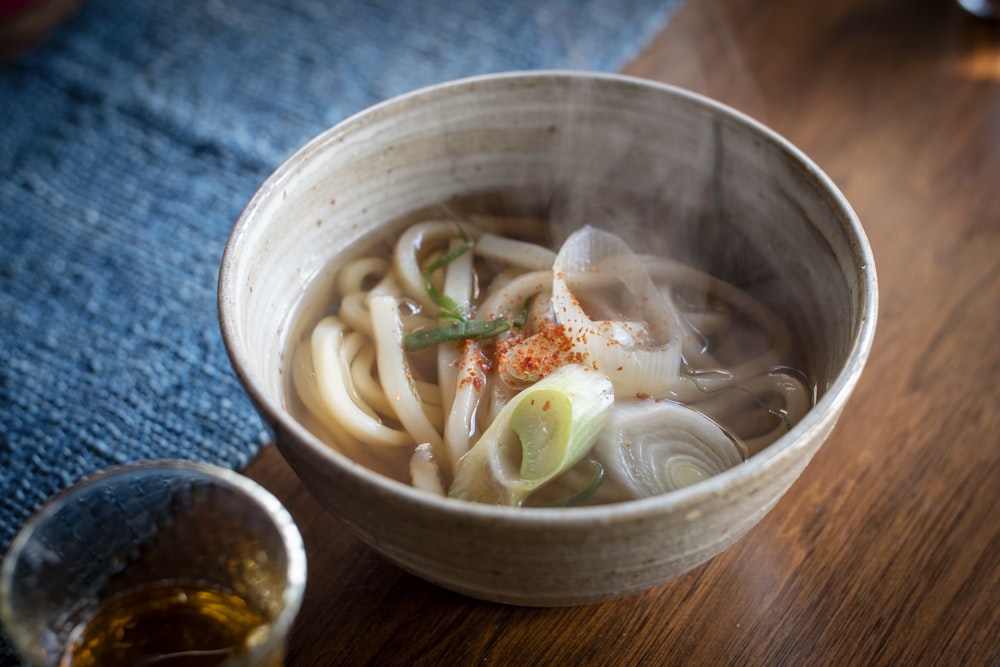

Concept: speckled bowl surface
[[219, 71, 877, 606]]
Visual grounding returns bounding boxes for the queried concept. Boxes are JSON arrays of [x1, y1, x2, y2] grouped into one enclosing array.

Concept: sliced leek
[[594, 400, 746, 497], [551, 226, 683, 397], [448, 364, 614, 506]]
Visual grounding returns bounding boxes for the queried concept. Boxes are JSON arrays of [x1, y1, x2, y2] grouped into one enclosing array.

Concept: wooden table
[[245, 0, 1000, 663]]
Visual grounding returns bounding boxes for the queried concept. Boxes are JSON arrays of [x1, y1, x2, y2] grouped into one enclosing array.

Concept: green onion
[[422, 227, 473, 321], [403, 229, 535, 352], [512, 294, 535, 329], [403, 317, 512, 352], [448, 364, 614, 506], [592, 400, 746, 497]]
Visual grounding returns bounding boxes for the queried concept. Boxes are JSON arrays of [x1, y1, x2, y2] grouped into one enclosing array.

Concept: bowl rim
[[218, 69, 878, 525]]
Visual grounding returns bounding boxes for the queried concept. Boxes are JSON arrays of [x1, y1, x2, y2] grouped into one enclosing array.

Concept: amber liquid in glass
[[60, 582, 271, 667]]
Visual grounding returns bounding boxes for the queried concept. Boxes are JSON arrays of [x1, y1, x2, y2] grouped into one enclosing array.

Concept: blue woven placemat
[[0, 0, 681, 659]]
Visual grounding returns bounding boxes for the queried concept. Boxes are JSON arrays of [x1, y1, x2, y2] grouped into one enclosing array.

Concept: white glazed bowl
[[219, 71, 877, 606]]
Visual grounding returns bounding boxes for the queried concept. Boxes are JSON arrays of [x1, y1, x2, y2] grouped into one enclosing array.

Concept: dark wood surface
[[244, 0, 1000, 664]]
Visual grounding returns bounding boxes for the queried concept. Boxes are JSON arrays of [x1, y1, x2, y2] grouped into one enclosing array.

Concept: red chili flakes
[[542, 400, 551, 412], [458, 342, 490, 391], [496, 321, 584, 385]]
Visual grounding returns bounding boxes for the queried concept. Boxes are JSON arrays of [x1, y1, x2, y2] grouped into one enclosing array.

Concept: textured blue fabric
[[0, 0, 681, 660]]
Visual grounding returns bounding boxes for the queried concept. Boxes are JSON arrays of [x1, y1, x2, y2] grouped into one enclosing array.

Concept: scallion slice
[[403, 317, 512, 352]]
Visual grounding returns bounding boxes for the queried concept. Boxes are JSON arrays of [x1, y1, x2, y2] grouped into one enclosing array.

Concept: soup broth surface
[[283, 193, 813, 506]]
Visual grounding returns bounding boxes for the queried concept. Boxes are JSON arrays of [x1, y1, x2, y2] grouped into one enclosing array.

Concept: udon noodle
[[291, 216, 813, 506]]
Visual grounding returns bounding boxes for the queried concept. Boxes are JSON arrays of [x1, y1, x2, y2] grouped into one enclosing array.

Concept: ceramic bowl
[[218, 71, 877, 606]]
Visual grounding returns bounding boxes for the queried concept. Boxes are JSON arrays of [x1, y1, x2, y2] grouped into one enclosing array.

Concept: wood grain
[[244, 0, 1000, 663]]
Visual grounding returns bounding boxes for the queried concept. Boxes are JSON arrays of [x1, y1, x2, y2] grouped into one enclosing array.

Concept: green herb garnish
[[403, 317, 512, 352], [512, 294, 535, 329], [403, 229, 532, 352], [422, 227, 473, 322]]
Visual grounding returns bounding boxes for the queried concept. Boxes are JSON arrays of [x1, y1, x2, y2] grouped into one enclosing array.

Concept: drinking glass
[[0, 459, 306, 667]]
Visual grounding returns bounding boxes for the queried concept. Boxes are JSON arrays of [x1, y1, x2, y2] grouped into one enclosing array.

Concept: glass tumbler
[[0, 459, 306, 667]]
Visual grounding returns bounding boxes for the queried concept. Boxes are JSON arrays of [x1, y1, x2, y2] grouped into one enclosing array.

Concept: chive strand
[[405, 228, 535, 353], [512, 294, 536, 329], [422, 232, 474, 321], [404, 316, 512, 352]]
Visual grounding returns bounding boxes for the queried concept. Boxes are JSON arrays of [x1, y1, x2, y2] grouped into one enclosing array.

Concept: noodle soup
[[286, 198, 813, 508], [222, 71, 876, 604]]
